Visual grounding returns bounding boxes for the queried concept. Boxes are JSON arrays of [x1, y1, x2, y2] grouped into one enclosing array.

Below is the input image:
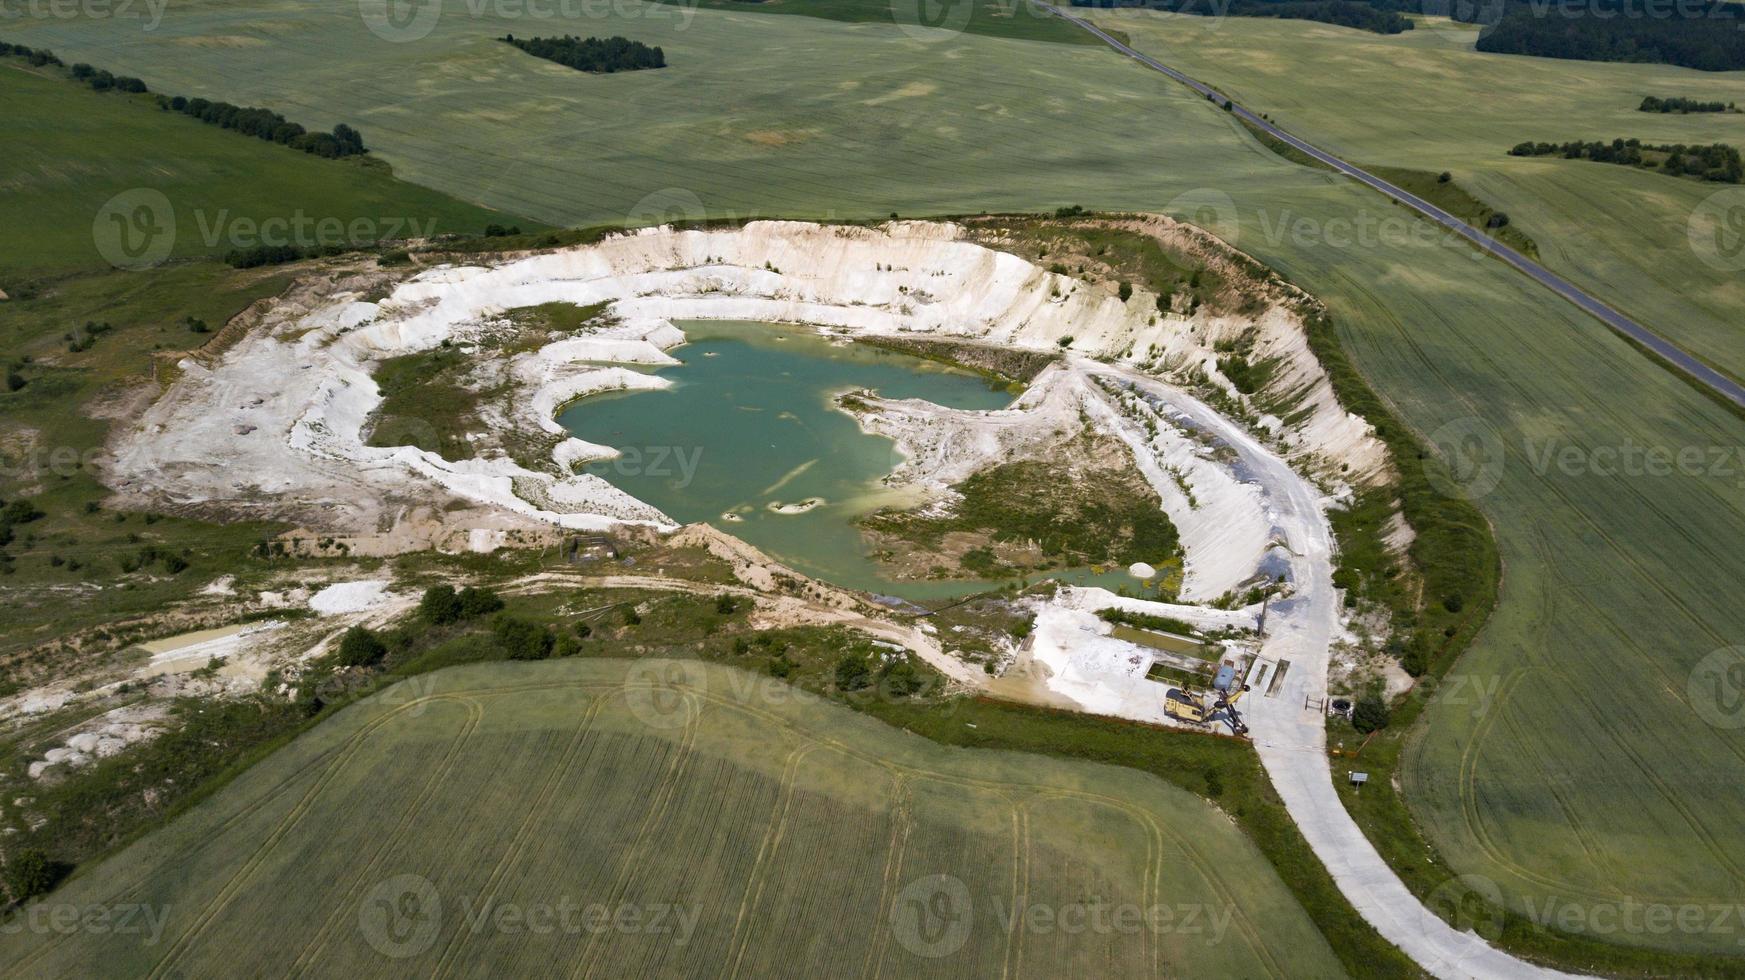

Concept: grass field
[[0, 61, 528, 276], [1085, 12, 1745, 381], [0, 658, 1346, 977], [11, 1, 1745, 963]]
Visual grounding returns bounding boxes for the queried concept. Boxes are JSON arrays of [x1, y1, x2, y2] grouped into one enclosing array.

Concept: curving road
[[1087, 362, 1581, 979], [1039, 2, 1745, 412]]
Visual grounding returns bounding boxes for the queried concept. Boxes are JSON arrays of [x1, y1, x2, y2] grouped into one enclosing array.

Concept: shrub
[[494, 616, 553, 660], [419, 584, 463, 625], [1352, 693, 1391, 734], [336, 626, 387, 667], [834, 651, 872, 691], [3, 848, 58, 902], [458, 586, 504, 617], [714, 593, 739, 615]]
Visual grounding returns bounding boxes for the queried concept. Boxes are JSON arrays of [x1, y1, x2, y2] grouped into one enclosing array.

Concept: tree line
[[0, 40, 366, 159], [1639, 95, 1737, 114], [1509, 137, 1742, 183], [1070, 0, 1413, 33], [1475, 0, 1745, 72], [499, 34, 666, 73]]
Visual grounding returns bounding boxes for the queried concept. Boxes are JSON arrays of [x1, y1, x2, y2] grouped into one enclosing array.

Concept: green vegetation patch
[[1363, 165, 1540, 259], [363, 346, 486, 462], [1508, 138, 1742, 184], [861, 430, 1181, 578], [499, 33, 666, 73], [853, 335, 1057, 388]]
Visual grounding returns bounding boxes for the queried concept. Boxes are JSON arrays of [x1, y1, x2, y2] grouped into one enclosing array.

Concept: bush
[[878, 656, 926, 697], [419, 584, 463, 625], [834, 651, 872, 691], [1352, 693, 1391, 734], [714, 593, 738, 615], [494, 616, 553, 660], [3, 848, 58, 902], [458, 586, 504, 617], [336, 626, 387, 667]]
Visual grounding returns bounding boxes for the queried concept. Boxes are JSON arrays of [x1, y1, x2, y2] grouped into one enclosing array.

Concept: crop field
[[0, 62, 525, 276], [0, 659, 1343, 977], [1086, 12, 1745, 381], [11, 0, 1745, 960]]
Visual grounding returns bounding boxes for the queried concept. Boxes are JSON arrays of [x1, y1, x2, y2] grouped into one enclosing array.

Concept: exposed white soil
[[307, 579, 394, 616], [107, 221, 1380, 563]]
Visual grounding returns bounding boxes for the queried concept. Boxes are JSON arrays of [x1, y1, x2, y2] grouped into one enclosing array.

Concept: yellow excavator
[[1163, 687, 1209, 726]]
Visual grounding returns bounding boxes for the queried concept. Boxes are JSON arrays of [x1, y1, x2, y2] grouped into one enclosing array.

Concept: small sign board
[[1349, 772, 1369, 788]]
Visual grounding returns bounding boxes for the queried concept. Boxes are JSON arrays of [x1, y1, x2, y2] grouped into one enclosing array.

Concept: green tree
[[1352, 693, 1391, 734], [336, 626, 387, 667], [419, 584, 463, 625], [494, 616, 554, 660], [458, 586, 504, 617], [4, 848, 57, 902], [834, 651, 873, 691]]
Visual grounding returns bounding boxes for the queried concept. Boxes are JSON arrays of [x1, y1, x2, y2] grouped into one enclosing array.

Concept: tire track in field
[[1002, 799, 1030, 980], [144, 696, 484, 980], [12, 687, 478, 975], [285, 695, 489, 977], [719, 741, 817, 980], [570, 691, 705, 980], [429, 694, 608, 980], [858, 772, 911, 980]]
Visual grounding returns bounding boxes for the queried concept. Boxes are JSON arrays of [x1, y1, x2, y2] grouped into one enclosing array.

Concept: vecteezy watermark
[[1422, 416, 1745, 500], [582, 445, 703, 487], [626, 187, 708, 230], [1253, 207, 1488, 260], [0, 0, 168, 29], [0, 901, 172, 945], [1165, 188, 1241, 251], [622, 657, 710, 731], [359, 0, 698, 43], [93, 188, 176, 271], [1407, 672, 1506, 718], [1519, 892, 1745, 947], [1421, 873, 1506, 941], [91, 189, 442, 270], [888, 874, 1234, 958], [1422, 416, 1507, 500], [357, 874, 699, 958], [1689, 187, 1745, 274], [1690, 647, 1745, 730], [359, 874, 443, 958]]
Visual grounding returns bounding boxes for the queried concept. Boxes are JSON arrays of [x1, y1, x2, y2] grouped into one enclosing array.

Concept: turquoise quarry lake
[[559, 321, 1143, 599]]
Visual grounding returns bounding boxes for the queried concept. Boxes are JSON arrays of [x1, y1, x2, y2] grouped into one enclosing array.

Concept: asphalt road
[[1040, 3, 1745, 412]]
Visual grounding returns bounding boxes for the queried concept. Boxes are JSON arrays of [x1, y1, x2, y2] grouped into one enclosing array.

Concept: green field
[[0, 658, 1344, 977], [0, 60, 528, 276], [10, 0, 1745, 963], [1086, 12, 1745, 381]]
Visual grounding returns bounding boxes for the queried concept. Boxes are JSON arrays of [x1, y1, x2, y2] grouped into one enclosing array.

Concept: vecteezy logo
[[359, 0, 442, 43], [1690, 647, 1745, 730], [93, 189, 175, 270], [1422, 873, 1505, 942], [358, 874, 442, 958], [1689, 188, 1745, 273], [623, 658, 707, 730], [890, 874, 971, 958], [625, 188, 708, 230], [890, 0, 974, 41], [1164, 188, 1241, 251], [1423, 415, 1506, 500]]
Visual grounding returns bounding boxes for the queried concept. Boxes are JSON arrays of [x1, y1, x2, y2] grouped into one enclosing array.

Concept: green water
[[559, 321, 1151, 600]]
